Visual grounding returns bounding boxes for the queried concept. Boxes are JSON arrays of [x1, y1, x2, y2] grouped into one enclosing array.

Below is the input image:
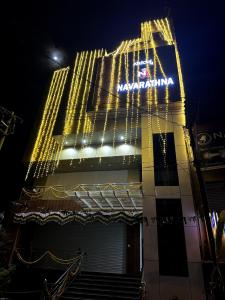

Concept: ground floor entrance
[[23, 221, 141, 274]]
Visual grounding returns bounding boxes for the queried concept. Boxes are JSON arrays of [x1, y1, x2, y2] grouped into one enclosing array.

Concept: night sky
[[1, 0, 225, 211]]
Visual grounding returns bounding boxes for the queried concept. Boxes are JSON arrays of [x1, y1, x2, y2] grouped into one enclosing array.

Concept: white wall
[[60, 144, 141, 160], [46, 169, 140, 186]]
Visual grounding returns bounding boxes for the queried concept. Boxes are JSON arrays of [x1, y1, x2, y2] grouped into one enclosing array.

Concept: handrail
[[140, 268, 146, 300], [42, 251, 85, 300]]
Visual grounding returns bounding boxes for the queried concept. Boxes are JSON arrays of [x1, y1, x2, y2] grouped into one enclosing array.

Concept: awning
[[14, 211, 142, 225], [14, 183, 144, 225]]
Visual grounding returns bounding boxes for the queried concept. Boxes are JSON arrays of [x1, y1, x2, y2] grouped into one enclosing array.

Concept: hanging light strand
[[63, 52, 81, 136], [71, 51, 89, 143], [112, 50, 123, 148], [129, 42, 136, 146], [36, 68, 69, 178], [79, 51, 95, 147], [89, 56, 105, 146], [142, 23, 153, 145], [83, 49, 102, 146], [147, 22, 167, 164], [25, 71, 59, 180], [33, 70, 62, 178], [149, 21, 169, 165], [37, 69, 67, 177], [42, 69, 69, 176], [75, 51, 94, 149], [58, 53, 85, 168], [133, 42, 140, 159], [99, 53, 116, 162]]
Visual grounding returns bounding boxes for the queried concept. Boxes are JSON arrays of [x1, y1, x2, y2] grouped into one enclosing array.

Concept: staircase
[[61, 271, 142, 300]]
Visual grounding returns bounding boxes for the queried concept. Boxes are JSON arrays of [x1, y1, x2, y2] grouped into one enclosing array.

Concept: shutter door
[[205, 181, 225, 212], [32, 222, 127, 274]]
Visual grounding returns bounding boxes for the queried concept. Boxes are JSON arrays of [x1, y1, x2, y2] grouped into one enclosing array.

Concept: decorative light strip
[[99, 53, 116, 162], [81, 50, 102, 146], [142, 22, 153, 147], [129, 44, 136, 146], [89, 57, 105, 146], [75, 51, 94, 150], [36, 68, 69, 178], [112, 51, 123, 148], [25, 68, 69, 180], [134, 43, 140, 158], [63, 52, 81, 136]]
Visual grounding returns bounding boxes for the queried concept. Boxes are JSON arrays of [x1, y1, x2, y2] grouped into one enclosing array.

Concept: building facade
[[14, 19, 208, 299]]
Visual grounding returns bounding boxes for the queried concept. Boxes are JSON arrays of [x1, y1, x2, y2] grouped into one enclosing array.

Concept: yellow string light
[[37, 73, 64, 177], [79, 50, 102, 161], [35, 69, 66, 178], [63, 52, 82, 136], [77, 50, 95, 158], [147, 21, 168, 165], [54, 53, 85, 169], [129, 43, 136, 146], [70, 51, 89, 151], [42, 68, 69, 175], [142, 23, 153, 147], [26, 68, 69, 180], [81, 50, 100, 146], [112, 51, 122, 148], [134, 42, 140, 159], [89, 56, 105, 146], [99, 53, 116, 162], [36, 68, 69, 178]]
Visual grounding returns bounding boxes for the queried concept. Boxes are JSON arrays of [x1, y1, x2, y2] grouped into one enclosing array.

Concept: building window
[[156, 198, 188, 277], [153, 133, 179, 186]]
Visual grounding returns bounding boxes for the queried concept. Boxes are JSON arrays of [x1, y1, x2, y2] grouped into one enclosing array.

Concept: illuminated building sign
[[196, 130, 225, 168], [91, 45, 181, 107], [116, 49, 176, 94], [117, 78, 174, 92]]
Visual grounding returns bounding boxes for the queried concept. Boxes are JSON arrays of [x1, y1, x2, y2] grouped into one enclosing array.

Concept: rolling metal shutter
[[32, 222, 127, 274], [205, 181, 225, 212]]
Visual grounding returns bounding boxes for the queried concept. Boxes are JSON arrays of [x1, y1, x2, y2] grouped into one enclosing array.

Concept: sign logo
[[138, 68, 150, 79], [197, 133, 212, 146]]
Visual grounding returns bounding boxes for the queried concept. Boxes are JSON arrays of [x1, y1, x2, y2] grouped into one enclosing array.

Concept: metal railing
[[140, 268, 146, 300], [41, 251, 85, 300], [21, 182, 143, 199]]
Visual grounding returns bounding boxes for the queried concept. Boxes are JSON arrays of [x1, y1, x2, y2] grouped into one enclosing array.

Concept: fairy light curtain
[[26, 18, 185, 179], [26, 67, 69, 180]]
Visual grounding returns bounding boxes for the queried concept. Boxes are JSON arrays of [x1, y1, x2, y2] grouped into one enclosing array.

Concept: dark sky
[[1, 0, 225, 210]]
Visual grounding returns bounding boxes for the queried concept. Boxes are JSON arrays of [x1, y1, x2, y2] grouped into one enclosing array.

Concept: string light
[[99, 53, 116, 162], [63, 52, 82, 136], [77, 50, 95, 161], [112, 50, 123, 148], [81, 50, 101, 147], [133, 43, 140, 159], [36, 68, 69, 178], [89, 56, 105, 146], [25, 71, 58, 180], [26, 68, 69, 180], [129, 43, 136, 146], [142, 22, 153, 147]]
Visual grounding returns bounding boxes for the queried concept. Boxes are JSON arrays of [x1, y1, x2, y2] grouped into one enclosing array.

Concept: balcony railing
[[18, 182, 144, 212]]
